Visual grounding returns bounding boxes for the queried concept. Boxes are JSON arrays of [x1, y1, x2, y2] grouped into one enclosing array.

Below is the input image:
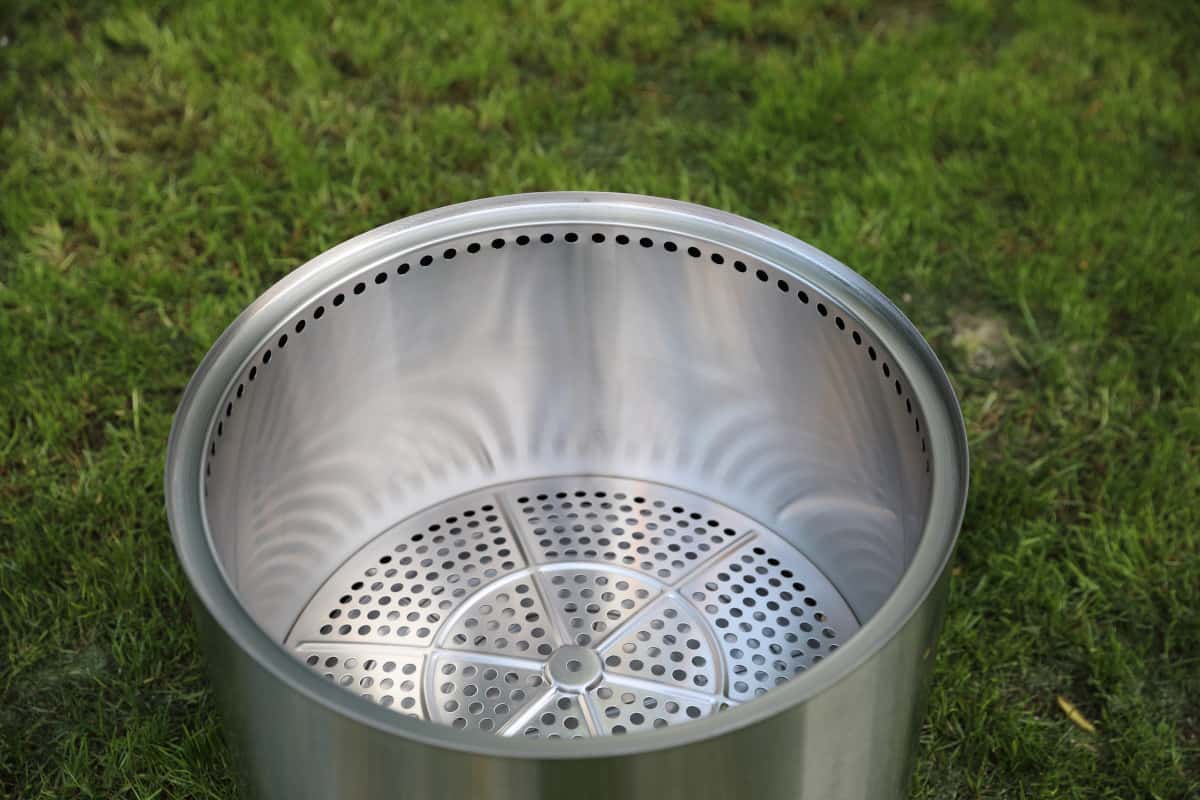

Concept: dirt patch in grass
[[951, 312, 1013, 372]]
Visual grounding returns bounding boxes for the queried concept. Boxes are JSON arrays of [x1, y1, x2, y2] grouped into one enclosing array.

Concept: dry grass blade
[[1056, 696, 1097, 735]]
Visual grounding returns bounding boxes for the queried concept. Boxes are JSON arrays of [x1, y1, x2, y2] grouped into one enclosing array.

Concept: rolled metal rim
[[165, 191, 969, 759]]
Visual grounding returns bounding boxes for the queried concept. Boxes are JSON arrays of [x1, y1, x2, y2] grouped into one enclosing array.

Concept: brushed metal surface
[[191, 569, 948, 799], [199, 216, 933, 641], [166, 192, 969, 798]]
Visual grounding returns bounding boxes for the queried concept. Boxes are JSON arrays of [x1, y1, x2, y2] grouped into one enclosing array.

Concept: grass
[[1, 0, 1198, 797]]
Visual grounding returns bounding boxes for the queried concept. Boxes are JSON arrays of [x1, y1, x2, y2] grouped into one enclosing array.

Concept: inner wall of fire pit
[[200, 224, 933, 736]]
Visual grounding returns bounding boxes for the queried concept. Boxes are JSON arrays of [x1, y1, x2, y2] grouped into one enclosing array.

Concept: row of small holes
[[206, 229, 929, 485]]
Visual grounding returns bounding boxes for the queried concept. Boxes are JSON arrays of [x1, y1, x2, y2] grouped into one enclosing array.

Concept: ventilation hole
[[419, 255, 433, 267], [353, 282, 365, 294], [639, 237, 653, 248], [262, 350, 271, 364], [248, 366, 257, 381], [835, 317, 845, 330], [375, 272, 388, 285], [664, 241, 677, 252], [541, 233, 554, 243], [852, 331, 862, 345], [333, 293, 345, 306], [591, 233, 605, 243], [777, 279, 789, 292], [277, 334, 288, 348], [563, 232, 577, 243], [711, 253, 725, 265], [397, 263, 410, 275], [615, 234, 629, 245], [797, 290, 809, 304], [515, 235, 530, 246], [755, 269, 767, 282], [687, 246, 701, 258], [491, 238, 505, 249], [868, 346, 877, 360], [816, 303, 827, 316]]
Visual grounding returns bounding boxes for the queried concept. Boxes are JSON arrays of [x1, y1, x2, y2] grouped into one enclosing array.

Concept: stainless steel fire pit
[[165, 192, 968, 799]]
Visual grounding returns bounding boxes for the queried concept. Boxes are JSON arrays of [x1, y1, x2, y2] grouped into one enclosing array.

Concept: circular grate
[[286, 477, 859, 737]]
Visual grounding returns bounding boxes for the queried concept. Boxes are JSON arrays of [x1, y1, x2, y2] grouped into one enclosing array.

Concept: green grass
[[1, 0, 1198, 797]]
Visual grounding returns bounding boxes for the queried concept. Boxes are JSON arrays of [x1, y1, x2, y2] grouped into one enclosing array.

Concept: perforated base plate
[[285, 477, 859, 738]]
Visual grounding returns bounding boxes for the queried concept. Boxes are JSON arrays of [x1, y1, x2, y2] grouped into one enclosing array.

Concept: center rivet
[[546, 645, 603, 692]]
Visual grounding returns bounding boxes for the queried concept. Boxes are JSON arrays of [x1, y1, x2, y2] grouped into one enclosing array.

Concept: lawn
[[1, 0, 1198, 797]]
